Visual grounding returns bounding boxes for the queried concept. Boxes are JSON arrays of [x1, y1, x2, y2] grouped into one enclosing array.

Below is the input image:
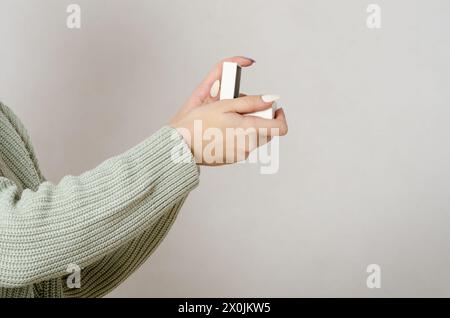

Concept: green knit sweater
[[0, 102, 200, 298]]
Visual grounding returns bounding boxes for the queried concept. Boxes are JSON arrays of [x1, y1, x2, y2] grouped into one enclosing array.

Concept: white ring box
[[219, 62, 242, 100], [248, 102, 277, 120], [219, 62, 277, 119]]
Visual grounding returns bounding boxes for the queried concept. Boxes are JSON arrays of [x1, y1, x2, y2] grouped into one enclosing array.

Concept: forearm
[[0, 126, 199, 288], [63, 195, 187, 298]]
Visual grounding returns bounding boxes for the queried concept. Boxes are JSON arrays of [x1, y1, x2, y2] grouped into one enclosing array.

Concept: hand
[[170, 94, 288, 166], [170, 56, 288, 166], [171, 56, 255, 122]]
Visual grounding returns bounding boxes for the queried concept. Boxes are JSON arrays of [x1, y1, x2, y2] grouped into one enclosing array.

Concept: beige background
[[1, 0, 450, 297]]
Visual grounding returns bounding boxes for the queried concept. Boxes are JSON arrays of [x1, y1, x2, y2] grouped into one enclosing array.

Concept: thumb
[[220, 95, 280, 114]]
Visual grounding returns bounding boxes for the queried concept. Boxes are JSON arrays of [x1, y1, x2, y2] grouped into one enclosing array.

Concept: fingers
[[183, 57, 255, 113], [274, 108, 289, 135], [201, 56, 255, 101], [242, 108, 288, 136], [219, 95, 287, 136], [213, 56, 255, 80], [220, 95, 278, 114]]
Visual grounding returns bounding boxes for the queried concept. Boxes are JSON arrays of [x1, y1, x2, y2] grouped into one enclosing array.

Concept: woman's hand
[[170, 57, 288, 166], [172, 56, 255, 120]]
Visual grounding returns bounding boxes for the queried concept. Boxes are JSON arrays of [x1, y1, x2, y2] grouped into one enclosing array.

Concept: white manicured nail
[[261, 94, 280, 103], [210, 80, 220, 98]]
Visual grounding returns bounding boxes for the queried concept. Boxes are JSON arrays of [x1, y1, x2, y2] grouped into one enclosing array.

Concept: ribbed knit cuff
[[130, 125, 201, 207]]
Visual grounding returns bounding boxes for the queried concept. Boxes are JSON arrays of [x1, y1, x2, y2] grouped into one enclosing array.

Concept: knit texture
[[0, 102, 200, 297]]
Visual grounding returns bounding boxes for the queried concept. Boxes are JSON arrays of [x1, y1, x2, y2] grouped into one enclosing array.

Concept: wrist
[[170, 124, 197, 163]]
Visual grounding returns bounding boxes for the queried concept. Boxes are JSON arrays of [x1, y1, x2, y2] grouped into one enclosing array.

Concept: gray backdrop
[[1, 0, 450, 297]]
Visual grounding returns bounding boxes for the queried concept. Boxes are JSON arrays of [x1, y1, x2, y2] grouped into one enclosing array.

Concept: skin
[[170, 56, 288, 166]]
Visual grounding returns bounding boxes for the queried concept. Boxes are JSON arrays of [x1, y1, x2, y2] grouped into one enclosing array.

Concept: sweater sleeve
[[62, 195, 188, 298], [0, 126, 199, 288]]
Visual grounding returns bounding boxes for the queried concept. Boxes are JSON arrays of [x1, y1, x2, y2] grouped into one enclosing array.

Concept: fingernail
[[261, 94, 280, 103], [210, 80, 220, 98], [240, 56, 256, 63]]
